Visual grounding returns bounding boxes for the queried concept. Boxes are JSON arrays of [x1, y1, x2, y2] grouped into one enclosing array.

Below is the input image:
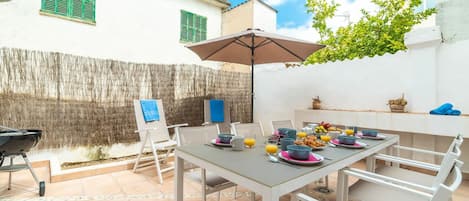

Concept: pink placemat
[[280, 151, 319, 162], [331, 139, 361, 147]]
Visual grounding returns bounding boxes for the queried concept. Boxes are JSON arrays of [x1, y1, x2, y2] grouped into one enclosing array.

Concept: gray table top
[[176, 134, 398, 187]]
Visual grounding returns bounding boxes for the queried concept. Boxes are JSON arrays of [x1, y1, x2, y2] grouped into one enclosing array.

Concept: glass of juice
[[244, 137, 256, 148]]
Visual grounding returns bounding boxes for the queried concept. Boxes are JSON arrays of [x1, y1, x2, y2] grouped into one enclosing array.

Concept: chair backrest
[[232, 122, 265, 140], [204, 99, 231, 133], [177, 124, 220, 146], [204, 99, 231, 123], [271, 120, 294, 131], [432, 134, 464, 188], [133, 99, 170, 144], [431, 160, 464, 201]]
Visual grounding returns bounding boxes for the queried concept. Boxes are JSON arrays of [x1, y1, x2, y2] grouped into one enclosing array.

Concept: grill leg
[[22, 154, 40, 184], [8, 157, 13, 190]]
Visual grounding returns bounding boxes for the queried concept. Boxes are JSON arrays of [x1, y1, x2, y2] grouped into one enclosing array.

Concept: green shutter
[[71, 0, 83, 18], [82, 0, 95, 22], [56, 0, 68, 15], [40, 0, 95, 24], [201, 17, 207, 41], [41, 0, 56, 12], [180, 10, 207, 42]]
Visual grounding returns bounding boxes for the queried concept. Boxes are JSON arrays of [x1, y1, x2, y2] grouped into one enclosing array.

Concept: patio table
[[175, 134, 399, 201]]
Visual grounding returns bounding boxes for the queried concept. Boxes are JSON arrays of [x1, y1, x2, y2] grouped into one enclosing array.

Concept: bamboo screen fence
[[0, 48, 251, 150]]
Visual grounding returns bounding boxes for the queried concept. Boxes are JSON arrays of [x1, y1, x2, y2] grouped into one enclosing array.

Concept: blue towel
[[210, 99, 225, 123], [430, 103, 453, 115], [140, 100, 160, 122], [446, 109, 461, 116]]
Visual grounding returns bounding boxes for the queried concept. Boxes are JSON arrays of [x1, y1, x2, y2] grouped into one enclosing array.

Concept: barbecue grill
[[0, 126, 45, 196]]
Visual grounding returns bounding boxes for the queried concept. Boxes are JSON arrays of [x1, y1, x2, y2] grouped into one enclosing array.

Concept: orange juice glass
[[244, 138, 256, 148], [345, 129, 354, 136], [265, 144, 278, 154]]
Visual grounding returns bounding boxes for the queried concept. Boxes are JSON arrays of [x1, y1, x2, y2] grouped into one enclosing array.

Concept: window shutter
[[180, 10, 188, 41], [41, 0, 56, 12], [56, 0, 68, 15], [71, 0, 83, 18], [180, 10, 207, 42], [201, 17, 207, 41], [82, 0, 95, 21]]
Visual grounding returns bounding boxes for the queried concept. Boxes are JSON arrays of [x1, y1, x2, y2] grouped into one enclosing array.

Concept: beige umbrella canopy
[[186, 28, 325, 121]]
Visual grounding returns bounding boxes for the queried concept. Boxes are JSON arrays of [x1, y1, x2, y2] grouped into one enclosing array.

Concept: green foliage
[[305, 0, 436, 64]]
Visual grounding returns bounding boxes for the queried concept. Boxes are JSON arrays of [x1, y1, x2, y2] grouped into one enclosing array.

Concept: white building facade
[[0, 0, 229, 66]]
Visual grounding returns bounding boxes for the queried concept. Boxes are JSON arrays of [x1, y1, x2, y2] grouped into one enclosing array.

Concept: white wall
[[254, 39, 469, 134], [0, 0, 224, 67]]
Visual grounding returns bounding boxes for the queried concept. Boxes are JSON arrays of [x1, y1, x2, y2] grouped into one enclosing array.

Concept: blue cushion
[[210, 99, 225, 123], [140, 100, 160, 122]]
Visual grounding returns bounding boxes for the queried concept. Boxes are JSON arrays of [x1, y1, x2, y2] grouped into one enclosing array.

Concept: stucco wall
[[254, 40, 469, 125], [252, 0, 276, 32], [0, 0, 224, 67], [222, 1, 253, 35], [254, 40, 469, 172]]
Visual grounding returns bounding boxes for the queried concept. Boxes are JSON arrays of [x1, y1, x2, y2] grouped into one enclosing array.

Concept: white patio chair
[[231, 122, 266, 139], [132, 99, 188, 184], [176, 124, 237, 201], [203, 99, 236, 133], [271, 120, 294, 131], [369, 134, 464, 189], [294, 160, 464, 201]]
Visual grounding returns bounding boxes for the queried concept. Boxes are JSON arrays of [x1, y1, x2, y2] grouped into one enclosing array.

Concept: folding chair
[[133, 99, 188, 184], [368, 134, 464, 189], [271, 120, 295, 131], [176, 124, 238, 201], [203, 99, 236, 133], [294, 160, 464, 201], [231, 122, 266, 139]]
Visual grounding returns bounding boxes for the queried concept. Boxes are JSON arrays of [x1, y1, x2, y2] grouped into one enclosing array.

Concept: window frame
[[40, 0, 96, 25]]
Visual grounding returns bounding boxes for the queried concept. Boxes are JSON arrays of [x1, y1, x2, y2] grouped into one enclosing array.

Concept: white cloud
[[263, 0, 289, 6], [277, 0, 378, 41], [277, 22, 321, 42]]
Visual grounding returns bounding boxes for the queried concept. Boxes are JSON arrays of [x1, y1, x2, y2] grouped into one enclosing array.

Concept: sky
[[228, 0, 378, 42]]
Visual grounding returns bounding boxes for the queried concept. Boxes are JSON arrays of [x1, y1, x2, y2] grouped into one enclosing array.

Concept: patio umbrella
[[186, 28, 325, 122]]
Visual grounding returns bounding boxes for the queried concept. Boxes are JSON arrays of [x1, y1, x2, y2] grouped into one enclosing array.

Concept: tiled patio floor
[[1, 162, 468, 201]]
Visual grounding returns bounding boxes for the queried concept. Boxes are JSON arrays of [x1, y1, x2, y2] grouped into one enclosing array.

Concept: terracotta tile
[[46, 179, 84, 196]]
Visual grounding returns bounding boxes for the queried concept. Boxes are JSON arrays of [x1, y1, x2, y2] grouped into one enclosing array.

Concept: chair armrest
[[295, 193, 319, 201], [342, 168, 434, 197], [201, 122, 211, 126], [134, 128, 158, 133], [374, 154, 440, 171], [167, 123, 189, 129], [393, 145, 446, 157]]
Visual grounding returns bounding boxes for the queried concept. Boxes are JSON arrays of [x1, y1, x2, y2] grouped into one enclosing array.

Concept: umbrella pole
[[251, 35, 255, 123]]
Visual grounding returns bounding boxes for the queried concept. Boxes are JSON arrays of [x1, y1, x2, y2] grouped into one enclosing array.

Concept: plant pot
[[389, 104, 405, 113], [312, 101, 321, 110]]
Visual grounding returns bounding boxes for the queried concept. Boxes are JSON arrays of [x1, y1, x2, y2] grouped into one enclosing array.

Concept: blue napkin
[[140, 100, 160, 122], [210, 99, 225, 123], [430, 103, 453, 115]]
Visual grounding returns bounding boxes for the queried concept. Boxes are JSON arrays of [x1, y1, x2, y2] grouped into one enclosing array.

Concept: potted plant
[[388, 94, 407, 113]]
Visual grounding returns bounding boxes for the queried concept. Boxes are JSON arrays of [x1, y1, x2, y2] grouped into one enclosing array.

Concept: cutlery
[[268, 155, 300, 169], [328, 142, 336, 147]]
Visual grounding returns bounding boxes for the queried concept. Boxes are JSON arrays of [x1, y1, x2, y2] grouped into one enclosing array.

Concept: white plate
[[330, 139, 367, 149], [357, 133, 386, 140], [278, 151, 324, 165], [210, 139, 233, 147]]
